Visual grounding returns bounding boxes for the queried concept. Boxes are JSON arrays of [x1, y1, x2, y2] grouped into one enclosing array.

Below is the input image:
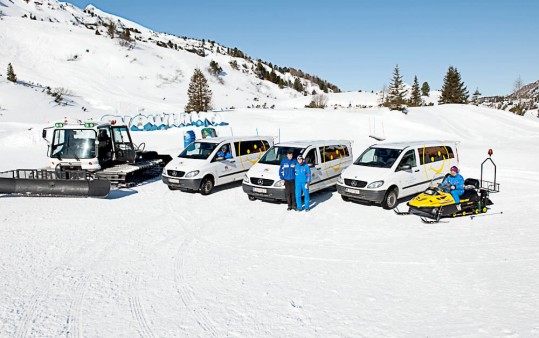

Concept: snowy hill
[[0, 0, 342, 116], [2, 1, 539, 336]]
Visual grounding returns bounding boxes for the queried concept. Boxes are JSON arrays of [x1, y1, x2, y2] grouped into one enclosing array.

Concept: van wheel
[[382, 188, 398, 210], [200, 177, 214, 195], [341, 195, 350, 202], [248, 195, 256, 201]]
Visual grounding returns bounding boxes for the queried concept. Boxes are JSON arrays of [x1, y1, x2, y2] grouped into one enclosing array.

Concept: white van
[[162, 136, 273, 194], [337, 141, 459, 209], [242, 140, 353, 201]]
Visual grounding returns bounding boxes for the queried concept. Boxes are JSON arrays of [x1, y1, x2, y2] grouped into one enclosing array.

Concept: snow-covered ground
[[2, 95, 539, 336], [2, 0, 539, 336]]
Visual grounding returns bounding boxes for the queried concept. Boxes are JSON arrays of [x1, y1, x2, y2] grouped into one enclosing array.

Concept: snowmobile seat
[[464, 178, 479, 189], [460, 189, 479, 202]]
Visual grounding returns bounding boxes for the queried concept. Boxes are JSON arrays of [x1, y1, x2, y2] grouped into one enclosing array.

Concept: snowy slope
[[0, 0, 340, 115]]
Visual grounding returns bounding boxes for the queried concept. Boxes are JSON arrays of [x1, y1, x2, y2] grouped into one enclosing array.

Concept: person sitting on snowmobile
[[440, 166, 465, 203]]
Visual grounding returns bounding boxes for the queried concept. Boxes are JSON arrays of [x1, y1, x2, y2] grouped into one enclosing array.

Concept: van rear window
[[419, 146, 454, 165], [319, 145, 350, 163], [234, 140, 270, 157]]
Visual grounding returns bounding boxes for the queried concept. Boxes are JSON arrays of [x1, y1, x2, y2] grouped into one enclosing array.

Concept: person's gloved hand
[[305, 183, 309, 189], [451, 185, 455, 190]]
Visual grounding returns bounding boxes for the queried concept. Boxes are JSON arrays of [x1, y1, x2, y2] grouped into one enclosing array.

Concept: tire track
[[128, 274, 155, 338], [13, 237, 98, 338], [65, 276, 89, 338], [14, 265, 64, 338], [173, 238, 218, 337]]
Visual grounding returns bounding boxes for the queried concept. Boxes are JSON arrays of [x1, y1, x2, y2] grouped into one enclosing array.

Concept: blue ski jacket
[[279, 158, 298, 180], [295, 162, 312, 184], [441, 173, 464, 192], [217, 150, 232, 159]]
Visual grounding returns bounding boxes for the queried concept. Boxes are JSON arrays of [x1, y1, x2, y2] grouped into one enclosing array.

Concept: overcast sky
[[68, 0, 539, 95]]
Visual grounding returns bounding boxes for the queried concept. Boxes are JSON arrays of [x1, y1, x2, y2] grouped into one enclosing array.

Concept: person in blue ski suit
[[295, 155, 312, 211], [217, 145, 232, 159], [279, 150, 297, 210], [440, 165, 465, 204]]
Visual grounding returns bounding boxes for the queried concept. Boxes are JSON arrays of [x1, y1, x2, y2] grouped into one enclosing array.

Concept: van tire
[[248, 195, 256, 201], [200, 176, 214, 195], [382, 188, 398, 210]]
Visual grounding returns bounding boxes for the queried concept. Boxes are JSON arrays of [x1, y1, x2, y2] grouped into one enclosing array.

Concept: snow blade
[[0, 170, 110, 198]]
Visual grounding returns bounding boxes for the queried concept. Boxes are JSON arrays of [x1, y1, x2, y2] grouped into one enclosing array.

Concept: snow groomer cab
[[337, 141, 459, 209], [243, 140, 353, 201], [162, 136, 273, 195]]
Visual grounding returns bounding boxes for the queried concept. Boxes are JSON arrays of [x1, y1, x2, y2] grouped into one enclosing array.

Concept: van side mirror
[[398, 164, 411, 171], [42, 129, 47, 139]]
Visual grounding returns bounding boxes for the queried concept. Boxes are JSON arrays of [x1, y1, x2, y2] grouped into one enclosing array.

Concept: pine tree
[[386, 64, 407, 108], [421, 81, 430, 96], [208, 60, 222, 76], [439, 66, 469, 104], [409, 75, 422, 106], [107, 21, 116, 39], [293, 78, 304, 92], [184, 68, 212, 112], [471, 88, 482, 105], [7, 63, 17, 82]]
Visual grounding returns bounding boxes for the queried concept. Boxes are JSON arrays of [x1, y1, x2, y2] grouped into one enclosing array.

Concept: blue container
[[183, 130, 196, 147]]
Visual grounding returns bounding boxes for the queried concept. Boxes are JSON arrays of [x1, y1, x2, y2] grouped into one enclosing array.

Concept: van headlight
[[367, 180, 384, 189], [337, 175, 343, 184], [185, 170, 199, 178], [274, 180, 284, 187], [243, 174, 249, 183]]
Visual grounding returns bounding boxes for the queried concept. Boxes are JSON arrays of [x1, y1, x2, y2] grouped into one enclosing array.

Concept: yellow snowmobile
[[397, 150, 500, 223]]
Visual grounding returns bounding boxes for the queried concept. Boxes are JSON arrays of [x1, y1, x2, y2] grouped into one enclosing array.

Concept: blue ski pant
[[451, 189, 464, 204], [295, 182, 310, 211]]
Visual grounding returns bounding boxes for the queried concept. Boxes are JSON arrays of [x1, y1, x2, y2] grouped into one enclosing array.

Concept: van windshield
[[258, 146, 304, 165], [178, 141, 219, 160], [354, 147, 402, 168]]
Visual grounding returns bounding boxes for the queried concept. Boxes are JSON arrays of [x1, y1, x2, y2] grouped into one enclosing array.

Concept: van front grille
[[167, 170, 185, 177], [250, 177, 274, 186], [344, 179, 367, 188]]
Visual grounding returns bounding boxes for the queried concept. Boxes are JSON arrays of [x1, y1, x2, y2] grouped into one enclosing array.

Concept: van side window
[[304, 148, 318, 166], [213, 143, 232, 161], [319, 145, 346, 163], [397, 150, 417, 170], [419, 146, 454, 165], [234, 140, 270, 156]]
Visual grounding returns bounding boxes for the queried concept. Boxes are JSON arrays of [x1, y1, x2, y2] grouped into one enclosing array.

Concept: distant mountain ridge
[[514, 79, 539, 100]]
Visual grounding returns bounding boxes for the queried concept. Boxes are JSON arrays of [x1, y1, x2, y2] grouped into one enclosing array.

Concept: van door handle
[[315, 166, 322, 170], [229, 160, 236, 163], [414, 169, 420, 172]]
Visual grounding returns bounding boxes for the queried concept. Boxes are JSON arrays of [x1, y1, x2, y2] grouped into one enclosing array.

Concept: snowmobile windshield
[[354, 147, 402, 168], [258, 146, 304, 165], [178, 141, 219, 160], [50, 129, 97, 160]]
